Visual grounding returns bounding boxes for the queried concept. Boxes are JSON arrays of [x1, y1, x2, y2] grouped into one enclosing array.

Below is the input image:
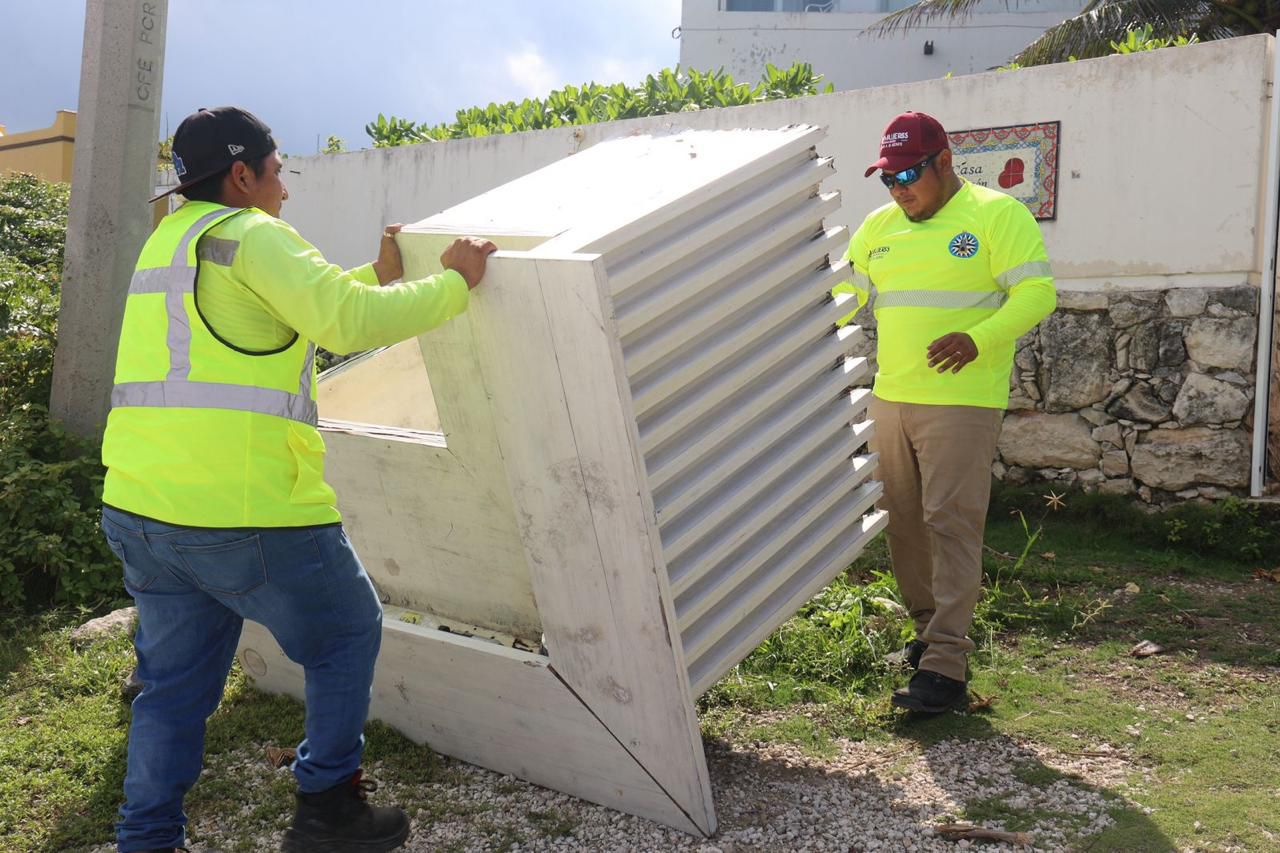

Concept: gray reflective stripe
[[851, 270, 872, 289], [876, 290, 1006, 310], [172, 208, 239, 266], [299, 342, 316, 395], [197, 236, 239, 266], [128, 209, 239, 294], [129, 267, 187, 295], [120, 206, 318, 423], [112, 380, 318, 426], [166, 210, 241, 380], [166, 288, 192, 380], [995, 260, 1053, 290]]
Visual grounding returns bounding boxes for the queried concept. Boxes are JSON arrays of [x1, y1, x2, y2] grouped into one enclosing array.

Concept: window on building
[[724, 0, 832, 10]]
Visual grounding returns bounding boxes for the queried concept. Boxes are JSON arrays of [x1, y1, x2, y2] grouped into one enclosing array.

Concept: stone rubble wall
[[848, 285, 1261, 503]]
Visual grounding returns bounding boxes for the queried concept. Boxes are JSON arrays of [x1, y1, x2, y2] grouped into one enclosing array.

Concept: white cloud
[[505, 45, 560, 99]]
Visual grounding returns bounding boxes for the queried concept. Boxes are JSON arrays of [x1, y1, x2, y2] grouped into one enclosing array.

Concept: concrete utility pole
[[50, 0, 168, 440]]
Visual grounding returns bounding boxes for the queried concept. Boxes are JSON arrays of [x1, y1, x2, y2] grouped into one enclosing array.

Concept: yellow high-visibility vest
[[102, 202, 337, 527], [834, 181, 1056, 409]]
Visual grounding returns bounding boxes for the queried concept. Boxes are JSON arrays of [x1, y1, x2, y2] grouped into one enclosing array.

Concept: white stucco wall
[[281, 35, 1274, 293], [678, 0, 1089, 90]]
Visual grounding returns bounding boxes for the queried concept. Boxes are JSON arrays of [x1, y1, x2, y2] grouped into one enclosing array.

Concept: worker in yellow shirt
[[836, 111, 1056, 713], [100, 107, 495, 853]]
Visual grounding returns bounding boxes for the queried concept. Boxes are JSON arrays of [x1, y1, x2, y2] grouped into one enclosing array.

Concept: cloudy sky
[[0, 0, 684, 154]]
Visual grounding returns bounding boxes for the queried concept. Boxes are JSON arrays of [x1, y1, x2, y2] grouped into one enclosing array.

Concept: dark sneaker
[[885, 639, 928, 670], [283, 770, 410, 852], [891, 669, 968, 713]]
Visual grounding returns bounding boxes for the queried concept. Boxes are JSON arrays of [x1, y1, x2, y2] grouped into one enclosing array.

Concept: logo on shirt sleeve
[[948, 232, 980, 258]]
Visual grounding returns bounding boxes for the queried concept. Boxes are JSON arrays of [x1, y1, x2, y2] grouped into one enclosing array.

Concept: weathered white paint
[[318, 340, 441, 432], [244, 129, 880, 835], [281, 36, 1274, 293], [315, 424, 542, 641], [238, 613, 705, 835], [679, 0, 1088, 92]]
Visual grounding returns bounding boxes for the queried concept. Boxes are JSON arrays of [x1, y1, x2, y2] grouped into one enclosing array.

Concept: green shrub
[[0, 404, 119, 608], [0, 173, 117, 610], [0, 256, 59, 413], [366, 62, 834, 146], [0, 173, 69, 275]]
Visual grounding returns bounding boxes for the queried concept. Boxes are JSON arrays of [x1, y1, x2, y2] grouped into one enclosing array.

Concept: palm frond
[[869, 0, 1027, 35], [1012, 0, 1237, 65]]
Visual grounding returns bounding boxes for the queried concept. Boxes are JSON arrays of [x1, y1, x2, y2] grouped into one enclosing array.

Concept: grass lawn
[[2, 487, 1278, 852]]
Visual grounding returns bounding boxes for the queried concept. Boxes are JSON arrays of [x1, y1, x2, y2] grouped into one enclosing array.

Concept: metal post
[[1251, 35, 1280, 497], [50, 0, 168, 439]]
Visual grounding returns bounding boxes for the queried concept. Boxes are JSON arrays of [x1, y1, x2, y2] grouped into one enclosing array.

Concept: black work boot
[[282, 770, 410, 852], [885, 639, 928, 670], [891, 669, 968, 713]]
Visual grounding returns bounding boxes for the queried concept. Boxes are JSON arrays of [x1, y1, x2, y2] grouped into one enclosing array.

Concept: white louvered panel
[[665, 417, 875, 584], [613, 190, 841, 338], [558, 128, 829, 262], [628, 262, 850, 417], [583, 130, 884, 703], [640, 326, 851, 471], [686, 507, 891, 699], [607, 157, 836, 301], [338, 128, 890, 835], [670, 455, 880, 627], [661, 398, 872, 572], [622, 228, 847, 379], [648, 359, 868, 502], [681, 481, 883, 667]]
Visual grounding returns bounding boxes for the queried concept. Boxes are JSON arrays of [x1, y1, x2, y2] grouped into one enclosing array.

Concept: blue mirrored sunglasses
[[879, 152, 938, 189]]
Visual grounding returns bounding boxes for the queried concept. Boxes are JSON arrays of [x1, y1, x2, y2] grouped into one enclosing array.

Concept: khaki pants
[[868, 396, 1003, 682]]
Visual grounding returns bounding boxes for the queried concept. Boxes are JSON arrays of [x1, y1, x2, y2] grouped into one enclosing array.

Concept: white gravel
[[86, 724, 1143, 852]]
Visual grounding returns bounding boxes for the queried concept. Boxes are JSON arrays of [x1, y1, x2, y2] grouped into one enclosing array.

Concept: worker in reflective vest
[[834, 111, 1056, 714], [100, 106, 495, 853]]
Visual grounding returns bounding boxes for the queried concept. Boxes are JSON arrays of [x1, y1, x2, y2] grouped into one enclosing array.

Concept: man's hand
[[927, 332, 979, 374], [441, 237, 498, 290], [372, 223, 404, 285]]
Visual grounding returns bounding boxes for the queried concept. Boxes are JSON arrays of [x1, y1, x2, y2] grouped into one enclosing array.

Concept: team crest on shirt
[[949, 232, 979, 258]]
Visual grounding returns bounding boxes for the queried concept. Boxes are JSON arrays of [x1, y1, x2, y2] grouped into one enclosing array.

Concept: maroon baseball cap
[[864, 111, 949, 178]]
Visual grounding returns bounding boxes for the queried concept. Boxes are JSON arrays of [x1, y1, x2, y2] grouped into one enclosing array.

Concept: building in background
[[679, 0, 1088, 89], [1, 110, 171, 226], [0, 110, 78, 183]]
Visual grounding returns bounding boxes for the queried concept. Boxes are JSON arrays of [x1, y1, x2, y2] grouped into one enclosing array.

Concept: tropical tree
[[873, 0, 1280, 67]]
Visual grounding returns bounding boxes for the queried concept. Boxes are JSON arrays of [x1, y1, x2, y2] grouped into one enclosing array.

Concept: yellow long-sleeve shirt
[[195, 207, 469, 356], [836, 181, 1056, 409]]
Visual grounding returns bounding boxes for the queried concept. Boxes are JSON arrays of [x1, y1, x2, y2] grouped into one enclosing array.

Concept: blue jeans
[[101, 505, 384, 853]]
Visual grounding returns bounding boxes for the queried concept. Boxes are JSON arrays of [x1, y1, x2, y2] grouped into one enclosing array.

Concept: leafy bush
[[366, 62, 834, 146], [0, 404, 119, 607], [0, 172, 118, 610], [0, 257, 58, 414], [0, 174, 69, 274], [1109, 24, 1199, 55]]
